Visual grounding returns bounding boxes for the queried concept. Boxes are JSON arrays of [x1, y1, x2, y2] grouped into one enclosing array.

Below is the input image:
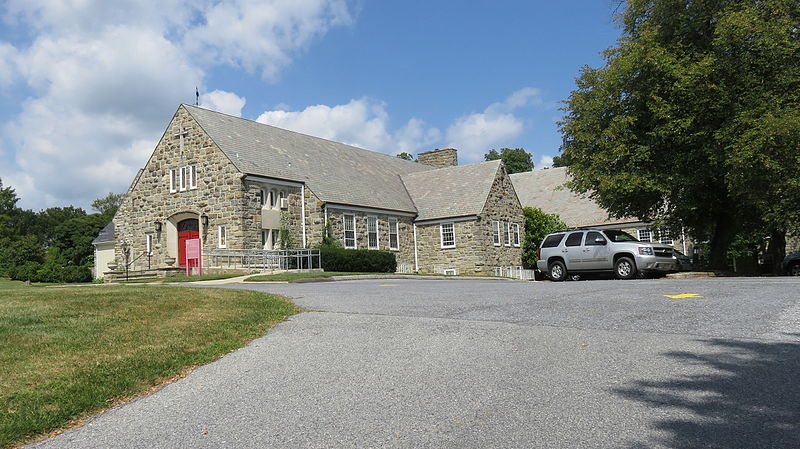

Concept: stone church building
[[95, 105, 524, 277]]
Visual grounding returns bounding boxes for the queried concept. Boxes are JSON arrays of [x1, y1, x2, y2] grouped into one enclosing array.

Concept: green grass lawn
[[243, 271, 380, 282], [0, 284, 298, 448]]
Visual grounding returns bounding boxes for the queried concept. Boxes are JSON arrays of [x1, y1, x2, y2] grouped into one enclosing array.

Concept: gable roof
[[92, 221, 115, 245], [183, 105, 434, 213], [401, 160, 502, 221], [509, 167, 635, 228]]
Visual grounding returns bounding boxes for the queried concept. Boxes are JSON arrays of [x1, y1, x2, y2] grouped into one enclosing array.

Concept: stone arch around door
[[166, 212, 201, 266]]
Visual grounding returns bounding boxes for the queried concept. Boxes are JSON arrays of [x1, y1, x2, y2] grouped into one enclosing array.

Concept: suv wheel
[[614, 257, 637, 280], [549, 260, 568, 282], [789, 262, 800, 276]]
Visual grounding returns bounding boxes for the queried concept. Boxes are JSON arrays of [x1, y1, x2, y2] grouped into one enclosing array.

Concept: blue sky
[[0, 0, 621, 210]]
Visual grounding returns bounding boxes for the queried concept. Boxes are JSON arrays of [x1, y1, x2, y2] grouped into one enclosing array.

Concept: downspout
[[301, 184, 307, 248], [413, 223, 419, 272]]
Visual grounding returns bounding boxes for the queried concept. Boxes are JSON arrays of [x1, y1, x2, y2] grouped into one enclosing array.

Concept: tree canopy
[[484, 148, 534, 174], [396, 152, 414, 161], [559, 0, 800, 269], [92, 192, 124, 218], [521, 207, 568, 268]]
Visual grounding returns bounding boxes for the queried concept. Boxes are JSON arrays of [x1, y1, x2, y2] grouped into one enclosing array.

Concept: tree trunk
[[765, 229, 786, 275], [708, 216, 737, 271]]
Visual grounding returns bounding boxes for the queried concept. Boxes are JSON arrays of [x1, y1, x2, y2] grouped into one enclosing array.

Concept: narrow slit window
[[189, 164, 197, 189], [492, 220, 500, 246], [218, 225, 227, 248], [504, 222, 511, 246], [169, 168, 178, 193], [512, 223, 521, 247]]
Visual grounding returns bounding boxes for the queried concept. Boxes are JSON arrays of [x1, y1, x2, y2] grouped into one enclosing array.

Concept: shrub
[[319, 245, 396, 273], [522, 207, 568, 268], [8, 262, 42, 282]]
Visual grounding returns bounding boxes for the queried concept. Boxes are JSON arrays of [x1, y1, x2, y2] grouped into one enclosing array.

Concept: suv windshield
[[602, 230, 639, 242]]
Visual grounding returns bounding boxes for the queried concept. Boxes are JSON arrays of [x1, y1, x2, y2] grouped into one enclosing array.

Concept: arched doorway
[[177, 218, 199, 268]]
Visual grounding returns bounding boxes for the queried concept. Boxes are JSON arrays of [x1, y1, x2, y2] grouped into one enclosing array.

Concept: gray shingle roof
[[184, 105, 434, 213], [510, 168, 635, 228], [402, 160, 501, 221], [92, 221, 115, 245]]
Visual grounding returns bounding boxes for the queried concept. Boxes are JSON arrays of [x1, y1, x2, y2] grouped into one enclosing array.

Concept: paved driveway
[[32, 277, 800, 448]]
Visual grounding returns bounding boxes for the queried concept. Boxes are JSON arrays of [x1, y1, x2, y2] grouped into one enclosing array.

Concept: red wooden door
[[177, 219, 199, 268]]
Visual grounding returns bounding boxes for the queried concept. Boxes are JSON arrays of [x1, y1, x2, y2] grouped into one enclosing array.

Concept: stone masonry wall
[[415, 220, 482, 274], [113, 105, 247, 271], [417, 148, 458, 168], [326, 208, 415, 270], [477, 166, 524, 269]]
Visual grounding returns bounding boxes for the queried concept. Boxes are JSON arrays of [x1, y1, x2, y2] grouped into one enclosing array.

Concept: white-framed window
[[269, 189, 277, 208], [512, 223, 521, 247], [179, 166, 188, 191], [492, 220, 501, 246], [261, 230, 270, 249], [638, 229, 651, 242], [169, 168, 178, 193], [218, 225, 227, 248], [188, 164, 197, 189], [367, 216, 379, 249], [443, 268, 457, 276], [272, 229, 280, 249], [146, 234, 153, 255], [504, 221, 511, 246], [343, 214, 356, 249], [660, 228, 673, 245], [440, 222, 455, 248], [388, 218, 399, 250]]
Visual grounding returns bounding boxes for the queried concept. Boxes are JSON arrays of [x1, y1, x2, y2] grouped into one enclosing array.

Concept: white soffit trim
[[326, 203, 416, 217], [244, 175, 304, 188], [414, 215, 478, 226]]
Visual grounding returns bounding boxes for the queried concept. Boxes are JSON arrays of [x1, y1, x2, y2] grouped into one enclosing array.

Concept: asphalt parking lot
[[31, 277, 800, 448]]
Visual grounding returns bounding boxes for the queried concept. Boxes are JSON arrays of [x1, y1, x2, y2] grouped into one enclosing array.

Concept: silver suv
[[536, 229, 677, 281]]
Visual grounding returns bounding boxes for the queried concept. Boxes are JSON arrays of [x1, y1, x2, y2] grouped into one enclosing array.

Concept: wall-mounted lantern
[[201, 214, 209, 228], [154, 221, 162, 233]]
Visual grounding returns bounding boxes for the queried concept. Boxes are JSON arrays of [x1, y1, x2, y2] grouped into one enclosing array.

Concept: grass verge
[[243, 271, 381, 282], [0, 284, 298, 448], [120, 273, 246, 284]]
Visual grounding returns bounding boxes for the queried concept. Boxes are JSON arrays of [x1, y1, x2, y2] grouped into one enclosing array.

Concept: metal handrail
[[204, 248, 321, 271]]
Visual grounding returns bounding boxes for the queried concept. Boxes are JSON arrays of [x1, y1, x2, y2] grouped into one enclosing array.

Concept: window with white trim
[[638, 229, 651, 242], [269, 190, 276, 208], [272, 229, 280, 249], [388, 218, 399, 250], [367, 216, 379, 249], [512, 223, 521, 247], [146, 234, 153, 255], [188, 164, 197, 189], [169, 168, 178, 193], [503, 221, 511, 246], [492, 220, 501, 246], [440, 222, 455, 248], [218, 225, 227, 248], [343, 214, 356, 248], [659, 228, 673, 245], [261, 230, 270, 249], [179, 166, 188, 191]]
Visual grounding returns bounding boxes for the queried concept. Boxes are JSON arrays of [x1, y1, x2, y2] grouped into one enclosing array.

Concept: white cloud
[[256, 98, 440, 155], [0, 0, 353, 209], [446, 88, 541, 162], [538, 155, 554, 169], [200, 90, 247, 117], [183, 0, 354, 81]]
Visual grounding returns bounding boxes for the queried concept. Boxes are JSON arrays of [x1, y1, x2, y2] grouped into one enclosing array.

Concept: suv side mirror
[[595, 237, 607, 245]]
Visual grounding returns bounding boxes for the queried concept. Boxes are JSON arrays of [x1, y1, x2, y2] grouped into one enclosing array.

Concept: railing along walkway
[[205, 248, 321, 271]]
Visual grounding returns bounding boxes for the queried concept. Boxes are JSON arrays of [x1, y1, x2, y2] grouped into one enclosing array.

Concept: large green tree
[[521, 207, 568, 268], [484, 148, 534, 173], [560, 0, 800, 269]]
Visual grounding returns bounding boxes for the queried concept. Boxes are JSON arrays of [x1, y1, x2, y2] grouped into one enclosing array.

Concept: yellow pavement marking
[[379, 284, 400, 287], [663, 293, 703, 299]]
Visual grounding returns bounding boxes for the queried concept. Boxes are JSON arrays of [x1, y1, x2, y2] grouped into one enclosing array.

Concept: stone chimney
[[417, 148, 458, 168]]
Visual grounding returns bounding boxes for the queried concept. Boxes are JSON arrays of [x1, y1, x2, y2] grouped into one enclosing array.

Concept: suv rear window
[[541, 234, 565, 248], [565, 232, 584, 247]]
